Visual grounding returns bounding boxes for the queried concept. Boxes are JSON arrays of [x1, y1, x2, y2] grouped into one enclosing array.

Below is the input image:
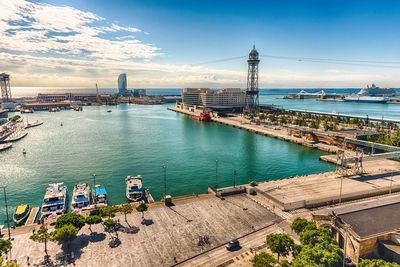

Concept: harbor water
[[0, 103, 335, 220]]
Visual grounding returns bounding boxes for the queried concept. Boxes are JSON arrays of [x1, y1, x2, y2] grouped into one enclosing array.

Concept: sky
[[0, 0, 400, 88]]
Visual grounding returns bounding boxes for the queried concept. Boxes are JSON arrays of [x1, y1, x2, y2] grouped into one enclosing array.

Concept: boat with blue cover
[[92, 185, 108, 207]]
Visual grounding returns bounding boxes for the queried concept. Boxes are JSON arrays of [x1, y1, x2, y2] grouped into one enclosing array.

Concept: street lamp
[[343, 223, 352, 267], [163, 165, 167, 198], [0, 185, 11, 260], [215, 160, 219, 189], [92, 174, 97, 208]]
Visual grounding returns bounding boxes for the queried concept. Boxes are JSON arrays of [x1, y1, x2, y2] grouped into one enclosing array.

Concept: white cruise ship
[[41, 183, 67, 217], [344, 84, 393, 103]]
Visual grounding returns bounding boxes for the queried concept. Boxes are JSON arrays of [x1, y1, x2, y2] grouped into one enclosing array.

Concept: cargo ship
[[191, 112, 212, 121]]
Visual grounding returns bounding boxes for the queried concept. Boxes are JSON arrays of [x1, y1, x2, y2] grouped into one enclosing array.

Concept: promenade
[[10, 194, 280, 267]]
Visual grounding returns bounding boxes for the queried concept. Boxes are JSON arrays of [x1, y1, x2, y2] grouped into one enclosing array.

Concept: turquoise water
[[0, 103, 334, 219]]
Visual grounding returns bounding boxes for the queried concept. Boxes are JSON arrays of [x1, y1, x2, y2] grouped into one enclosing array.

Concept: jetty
[[24, 120, 43, 129], [25, 207, 39, 226]]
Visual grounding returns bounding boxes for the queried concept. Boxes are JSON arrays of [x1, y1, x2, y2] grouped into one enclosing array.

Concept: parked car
[[226, 239, 240, 250]]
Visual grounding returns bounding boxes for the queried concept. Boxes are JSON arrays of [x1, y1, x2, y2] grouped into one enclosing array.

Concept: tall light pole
[[390, 172, 393, 194], [0, 185, 11, 260], [234, 170, 237, 188], [215, 160, 219, 189], [343, 223, 351, 267], [92, 174, 97, 208], [163, 165, 167, 198], [339, 175, 344, 204]]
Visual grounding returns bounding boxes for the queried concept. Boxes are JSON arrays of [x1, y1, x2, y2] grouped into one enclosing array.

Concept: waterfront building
[[181, 88, 246, 110], [313, 196, 400, 264], [133, 89, 146, 97], [21, 102, 71, 111], [37, 93, 97, 103], [118, 73, 127, 94]]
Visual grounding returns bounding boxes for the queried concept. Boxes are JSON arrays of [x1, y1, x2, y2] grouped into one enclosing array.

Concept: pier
[[25, 207, 39, 226]]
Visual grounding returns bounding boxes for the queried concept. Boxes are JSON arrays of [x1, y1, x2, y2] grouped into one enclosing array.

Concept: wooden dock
[[25, 207, 39, 226]]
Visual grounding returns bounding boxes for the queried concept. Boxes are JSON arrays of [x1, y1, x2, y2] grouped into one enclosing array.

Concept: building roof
[[22, 102, 71, 106], [335, 196, 400, 239], [331, 129, 379, 137]]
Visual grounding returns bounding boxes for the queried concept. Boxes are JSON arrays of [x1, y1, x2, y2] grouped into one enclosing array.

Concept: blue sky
[[1, 0, 400, 88]]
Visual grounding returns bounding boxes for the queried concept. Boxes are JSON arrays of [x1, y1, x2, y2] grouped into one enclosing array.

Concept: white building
[[182, 88, 246, 108]]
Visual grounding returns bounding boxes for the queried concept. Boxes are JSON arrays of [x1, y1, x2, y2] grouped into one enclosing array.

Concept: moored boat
[[13, 204, 31, 225], [92, 185, 108, 207], [344, 95, 388, 103], [41, 183, 67, 217], [191, 111, 212, 121], [71, 183, 91, 210], [126, 175, 143, 202]]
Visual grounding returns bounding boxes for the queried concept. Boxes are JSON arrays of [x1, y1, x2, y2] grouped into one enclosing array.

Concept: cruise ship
[[41, 183, 68, 217], [126, 175, 143, 202], [71, 183, 91, 210], [344, 84, 393, 103]]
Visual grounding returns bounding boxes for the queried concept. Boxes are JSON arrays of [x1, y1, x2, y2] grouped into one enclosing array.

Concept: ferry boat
[[13, 204, 31, 225], [358, 84, 396, 97], [126, 175, 143, 202], [344, 95, 388, 103], [92, 185, 108, 207], [71, 183, 91, 210], [191, 112, 212, 121], [41, 183, 68, 217]]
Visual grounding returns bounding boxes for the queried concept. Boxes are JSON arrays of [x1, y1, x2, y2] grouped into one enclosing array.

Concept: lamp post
[[343, 223, 351, 267], [0, 185, 11, 260], [234, 170, 237, 188], [92, 174, 97, 208], [339, 175, 344, 204], [215, 160, 219, 189], [163, 165, 167, 198]]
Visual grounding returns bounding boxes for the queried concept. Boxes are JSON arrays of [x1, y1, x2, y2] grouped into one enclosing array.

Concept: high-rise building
[[118, 73, 127, 94]]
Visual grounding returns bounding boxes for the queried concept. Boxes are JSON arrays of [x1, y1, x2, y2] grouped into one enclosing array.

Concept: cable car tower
[[245, 45, 260, 113], [0, 73, 12, 102]]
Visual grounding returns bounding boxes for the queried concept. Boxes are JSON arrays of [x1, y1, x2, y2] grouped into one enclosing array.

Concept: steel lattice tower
[[0, 73, 12, 102], [245, 45, 260, 113]]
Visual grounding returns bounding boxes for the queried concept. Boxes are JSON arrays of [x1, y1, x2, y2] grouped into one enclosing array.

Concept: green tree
[[120, 203, 133, 226], [292, 242, 343, 267], [358, 259, 400, 267], [299, 227, 335, 246], [30, 228, 56, 257], [250, 252, 276, 267], [136, 203, 148, 220], [54, 224, 79, 250], [0, 240, 11, 255], [85, 215, 102, 232], [103, 218, 118, 238], [259, 113, 266, 121], [266, 233, 294, 262], [0, 256, 20, 267], [8, 115, 20, 122], [55, 213, 86, 230], [99, 205, 120, 218], [290, 217, 309, 234]]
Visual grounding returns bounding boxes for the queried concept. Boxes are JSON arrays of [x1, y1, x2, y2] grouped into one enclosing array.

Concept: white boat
[[358, 84, 396, 97], [71, 183, 91, 210], [126, 175, 143, 202], [344, 95, 388, 103], [92, 185, 108, 207], [25, 120, 43, 129], [41, 183, 68, 217]]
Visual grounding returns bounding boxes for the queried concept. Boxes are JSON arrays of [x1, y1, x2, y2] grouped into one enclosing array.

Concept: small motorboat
[[13, 204, 31, 225], [60, 122, 63, 126], [22, 148, 26, 155], [107, 110, 112, 113]]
